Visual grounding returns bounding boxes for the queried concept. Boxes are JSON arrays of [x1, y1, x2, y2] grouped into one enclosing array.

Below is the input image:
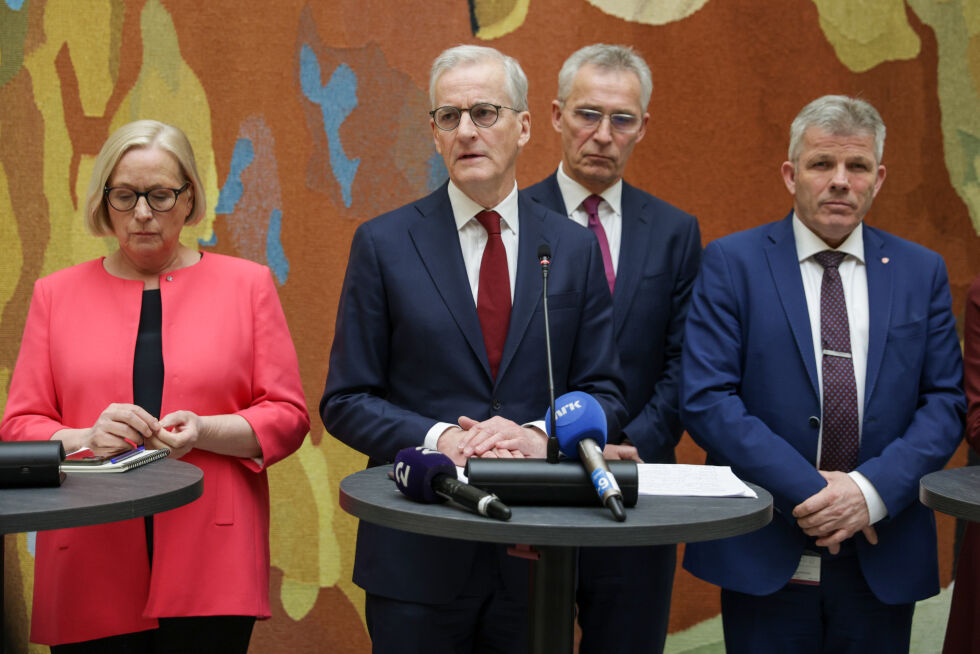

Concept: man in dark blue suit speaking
[[681, 95, 965, 653], [321, 45, 626, 653], [524, 44, 701, 654]]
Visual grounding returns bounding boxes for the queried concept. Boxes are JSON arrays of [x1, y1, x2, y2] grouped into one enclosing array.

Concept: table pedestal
[[526, 545, 576, 653]]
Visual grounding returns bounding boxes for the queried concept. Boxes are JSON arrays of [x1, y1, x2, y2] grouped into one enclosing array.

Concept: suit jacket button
[[492, 399, 502, 411], [808, 416, 820, 428]]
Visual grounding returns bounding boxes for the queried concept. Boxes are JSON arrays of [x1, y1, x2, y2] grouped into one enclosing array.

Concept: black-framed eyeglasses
[[570, 108, 642, 133], [429, 103, 520, 131], [103, 182, 190, 212]]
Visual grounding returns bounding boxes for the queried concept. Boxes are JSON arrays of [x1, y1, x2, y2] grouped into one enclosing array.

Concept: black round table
[[0, 458, 204, 533], [920, 467, 980, 522], [339, 466, 773, 653], [0, 459, 204, 652]]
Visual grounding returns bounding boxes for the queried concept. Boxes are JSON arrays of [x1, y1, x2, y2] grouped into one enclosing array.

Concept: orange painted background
[[2, 0, 979, 651]]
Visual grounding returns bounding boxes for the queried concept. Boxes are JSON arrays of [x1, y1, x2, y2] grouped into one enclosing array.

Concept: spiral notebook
[[62, 447, 171, 473]]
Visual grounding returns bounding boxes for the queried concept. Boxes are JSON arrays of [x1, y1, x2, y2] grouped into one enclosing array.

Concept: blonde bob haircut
[[84, 120, 206, 236]]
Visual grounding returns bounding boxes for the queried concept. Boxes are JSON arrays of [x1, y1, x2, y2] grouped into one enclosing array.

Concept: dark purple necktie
[[582, 195, 615, 294], [814, 250, 859, 472], [475, 210, 511, 379]]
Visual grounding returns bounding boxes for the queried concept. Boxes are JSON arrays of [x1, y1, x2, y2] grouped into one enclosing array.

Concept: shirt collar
[[792, 212, 865, 264], [556, 162, 623, 217], [448, 181, 520, 237]]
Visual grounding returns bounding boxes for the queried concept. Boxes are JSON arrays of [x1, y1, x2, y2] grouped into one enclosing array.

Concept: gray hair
[[557, 44, 653, 111], [788, 95, 886, 163], [84, 120, 205, 236], [429, 45, 529, 111]]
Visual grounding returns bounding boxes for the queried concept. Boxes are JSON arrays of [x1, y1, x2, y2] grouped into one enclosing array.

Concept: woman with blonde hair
[[1, 120, 309, 652]]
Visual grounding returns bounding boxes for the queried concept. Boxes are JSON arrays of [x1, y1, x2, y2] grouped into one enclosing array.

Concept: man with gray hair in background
[[525, 43, 701, 653], [322, 44, 626, 653], [680, 94, 964, 652]]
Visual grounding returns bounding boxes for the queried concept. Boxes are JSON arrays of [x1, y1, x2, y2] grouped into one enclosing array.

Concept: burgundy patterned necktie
[[814, 250, 859, 472], [582, 195, 615, 294], [475, 210, 511, 379]]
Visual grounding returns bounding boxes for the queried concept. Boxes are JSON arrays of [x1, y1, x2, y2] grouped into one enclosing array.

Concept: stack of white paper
[[637, 464, 757, 498]]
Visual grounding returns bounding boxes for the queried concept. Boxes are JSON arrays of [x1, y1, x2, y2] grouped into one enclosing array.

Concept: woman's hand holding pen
[[55, 403, 159, 455], [147, 410, 203, 459], [147, 411, 261, 460]]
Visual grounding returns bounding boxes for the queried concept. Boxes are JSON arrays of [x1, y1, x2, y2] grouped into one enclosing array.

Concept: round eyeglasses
[[104, 182, 191, 212], [570, 108, 642, 133], [429, 103, 520, 131]]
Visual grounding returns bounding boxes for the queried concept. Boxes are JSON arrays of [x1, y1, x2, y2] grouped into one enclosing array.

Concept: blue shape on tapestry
[[200, 137, 256, 246], [300, 45, 360, 208], [266, 209, 289, 284], [427, 151, 449, 191], [6, 0, 25, 9], [216, 138, 255, 214]]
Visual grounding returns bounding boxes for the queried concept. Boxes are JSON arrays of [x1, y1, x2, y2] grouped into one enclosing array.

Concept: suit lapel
[[863, 225, 891, 409], [408, 187, 492, 380], [765, 214, 819, 396], [497, 194, 552, 384], [535, 174, 568, 215], [534, 173, 639, 336], [613, 183, 649, 336]]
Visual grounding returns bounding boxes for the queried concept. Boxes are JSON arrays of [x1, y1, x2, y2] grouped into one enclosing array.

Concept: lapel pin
[[881, 257, 889, 264]]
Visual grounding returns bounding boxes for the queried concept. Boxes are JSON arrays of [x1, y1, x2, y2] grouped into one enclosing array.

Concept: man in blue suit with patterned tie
[[524, 44, 701, 654], [321, 45, 626, 653], [681, 95, 965, 653]]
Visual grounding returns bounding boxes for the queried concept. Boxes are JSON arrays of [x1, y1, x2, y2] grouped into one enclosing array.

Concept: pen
[[110, 446, 145, 464], [120, 436, 138, 449]]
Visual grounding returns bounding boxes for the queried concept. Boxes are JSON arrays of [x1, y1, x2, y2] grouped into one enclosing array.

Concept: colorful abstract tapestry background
[[2, 0, 979, 651]]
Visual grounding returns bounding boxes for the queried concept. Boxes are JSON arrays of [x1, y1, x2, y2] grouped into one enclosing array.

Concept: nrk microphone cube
[[544, 391, 608, 458]]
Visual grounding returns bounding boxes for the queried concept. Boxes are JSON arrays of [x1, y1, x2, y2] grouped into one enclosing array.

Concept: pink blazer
[[0, 253, 310, 645]]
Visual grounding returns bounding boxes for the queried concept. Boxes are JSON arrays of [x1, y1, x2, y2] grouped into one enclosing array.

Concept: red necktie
[[814, 250, 859, 472], [475, 210, 511, 379], [582, 195, 615, 294]]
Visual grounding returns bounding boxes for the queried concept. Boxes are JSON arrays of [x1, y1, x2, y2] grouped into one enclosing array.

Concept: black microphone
[[538, 243, 560, 464], [392, 447, 511, 520], [546, 391, 627, 521]]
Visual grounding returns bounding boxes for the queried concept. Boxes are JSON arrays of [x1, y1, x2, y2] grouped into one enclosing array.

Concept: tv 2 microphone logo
[[393, 446, 441, 487], [394, 461, 411, 487], [554, 398, 583, 418]]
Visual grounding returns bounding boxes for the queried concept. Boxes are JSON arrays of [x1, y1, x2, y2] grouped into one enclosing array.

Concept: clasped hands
[[437, 415, 644, 467], [437, 416, 546, 466], [84, 403, 203, 459], [792, 470, 878, 554]]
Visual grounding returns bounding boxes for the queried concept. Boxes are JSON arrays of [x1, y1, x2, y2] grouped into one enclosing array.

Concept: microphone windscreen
[[392, 447, 457, 503], [544, 391, 607, 458], [538, 244, 551, 260]]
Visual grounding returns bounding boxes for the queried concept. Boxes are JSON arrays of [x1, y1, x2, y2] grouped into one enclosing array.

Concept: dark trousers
[[50, 616, 255, 654], [577, 544, 676, 654], [720, 551, 913, 654], [364, 544, 527, 654]]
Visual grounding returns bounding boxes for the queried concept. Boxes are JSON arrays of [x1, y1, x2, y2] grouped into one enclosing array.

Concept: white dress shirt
[[793, 214, 886, 524], [556, 162, 622, 274], [424, 182, 522, 450]]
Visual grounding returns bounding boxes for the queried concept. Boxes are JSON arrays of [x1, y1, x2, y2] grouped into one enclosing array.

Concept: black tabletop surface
[[920, 466, 980, 523], [0, 459, 203, 533], [340, 466, 773, 547]]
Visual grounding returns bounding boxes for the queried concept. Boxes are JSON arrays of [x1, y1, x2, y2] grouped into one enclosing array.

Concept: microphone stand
[[538, 244, 559, 464]]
